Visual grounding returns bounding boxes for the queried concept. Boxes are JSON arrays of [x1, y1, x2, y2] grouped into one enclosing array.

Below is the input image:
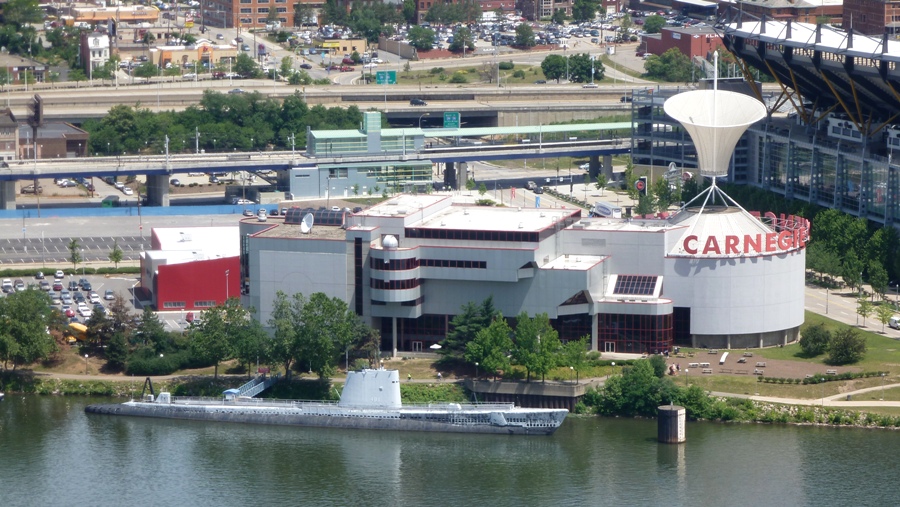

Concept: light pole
[[84, 354, 89, 375], [821, 378, 825, 407], [475, 362, 479, 379], [610, 361, 615, 379], [418, 112, 430, 129], [80, 249, 85, 277], [684, 368, 689, 386], [825, 286, 829, 314], [225, 269, 230, 301]]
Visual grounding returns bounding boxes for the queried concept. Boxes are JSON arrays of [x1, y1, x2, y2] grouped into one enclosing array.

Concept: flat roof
[[153, 226, 240, 256], [362, 194, 450, 218], [543, 254, 607, 271], [725, 21, 900, 60], [416, 205, 577, 233], [252, 218, 348, 240], [310, 122, 634, 141]]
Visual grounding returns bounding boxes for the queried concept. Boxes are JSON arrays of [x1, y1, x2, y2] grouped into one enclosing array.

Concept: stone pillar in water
[[658, 405, 686, 444]]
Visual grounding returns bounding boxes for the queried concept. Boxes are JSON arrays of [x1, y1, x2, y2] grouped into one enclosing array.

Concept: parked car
[[68, 281, 79, 291], [182, 72, 197, 79], [53, 280, 63, 291], [74, 291, 86, 303], [78, 304, 92, 318], [89, 292, 101, 304], [171, 178, 182, 186], [104, 289, 115, 301], [299, 63, 312, 69], [228, 88, 244, 94], [216, 33, 224, 40], [582, 83, 599, 89], [533, 79, 546, 84], [80, 279, 92, 291], [122, 187, 134, 195], [212, 71, 225, 79], [13, 279, 24, 291], [410, 98, 427, 106], [62, 305, 75, 318], [54, 270, 64, 279], [341, 57, 355, 65], [21, 184, 43, 194], [113, 181, 125, 190], [35, 271, 45, 280]]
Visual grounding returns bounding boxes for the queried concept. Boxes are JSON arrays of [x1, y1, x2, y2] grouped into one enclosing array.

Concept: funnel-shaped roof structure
[[664, 90, 766, 178]]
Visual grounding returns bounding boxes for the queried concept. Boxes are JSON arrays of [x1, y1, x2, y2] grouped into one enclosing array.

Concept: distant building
[[0, 110, 17, 164], [80, 32, 111, 79], [0, 53, 48, 85], [204, 0, 325, 29], [17, 123, 89, 160], [140, 227, 241, 311], [843, 0, 900, 35], [644, 25, 725, 59], [150, 40, 239, 70]]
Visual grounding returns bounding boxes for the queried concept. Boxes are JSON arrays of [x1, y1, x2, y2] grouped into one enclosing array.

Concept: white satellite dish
[[300, 212, 314, 234]]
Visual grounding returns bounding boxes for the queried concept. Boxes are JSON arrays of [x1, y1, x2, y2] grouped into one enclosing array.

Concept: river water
[[1, 395, 898, 507]]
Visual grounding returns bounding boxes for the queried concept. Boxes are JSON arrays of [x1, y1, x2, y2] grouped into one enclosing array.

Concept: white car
[[182, 72, 197, 79], [363, 63, 378, 69], [55, 270, 65, 279], [122, 187, 134, 195], [78, 304, 92, 318], [232, 198, 254, 205], [104, 290, 115, 300], [89, 292, 101, 304], [114, 181, 125, 190]]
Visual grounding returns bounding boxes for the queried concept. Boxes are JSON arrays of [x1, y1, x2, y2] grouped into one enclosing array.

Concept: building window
[[239, 0, 251, 3], [257, 7, 269, 13], [163, 301, 186, 308], [370, 278, 420, 290], [240, 8, 252, 13], [328, 167, 349, 178], [194, 300, 216, 308], [277, 7, 286, 12]]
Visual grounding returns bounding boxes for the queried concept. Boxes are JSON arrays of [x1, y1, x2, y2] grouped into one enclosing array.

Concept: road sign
[[443, 112, 460, 129], [376, 70, 396, 85]]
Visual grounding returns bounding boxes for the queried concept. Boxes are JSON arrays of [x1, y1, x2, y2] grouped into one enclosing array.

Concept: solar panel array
[[612, 275, 658, 296], [284, 207, 346, 226]]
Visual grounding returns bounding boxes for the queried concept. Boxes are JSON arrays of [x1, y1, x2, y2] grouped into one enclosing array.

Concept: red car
[[327, 64, 341, 71], [53, 281, 63, 291], [341, 57, 355, 65], [339, 65, 353, 72], [62, 306, 75, 318]]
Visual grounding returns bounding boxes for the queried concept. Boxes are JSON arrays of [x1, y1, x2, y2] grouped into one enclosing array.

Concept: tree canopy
[[644, 48, 693, 82]]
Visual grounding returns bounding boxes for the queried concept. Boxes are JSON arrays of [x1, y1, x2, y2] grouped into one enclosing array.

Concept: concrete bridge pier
[[0, 181, 16, 210], [145, 174, 170, 206], [587, 155, 614, 182]]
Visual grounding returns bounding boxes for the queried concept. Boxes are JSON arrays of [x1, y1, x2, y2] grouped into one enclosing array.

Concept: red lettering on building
[[725, 235, 740, 254], [744, 234, 761, 254], [777, 231, 793, 250], [684, 235, 698, 254], [702, 236, 721, 255]]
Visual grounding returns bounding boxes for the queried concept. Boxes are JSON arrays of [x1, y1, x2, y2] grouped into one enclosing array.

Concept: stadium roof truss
[[721, 11, 900, 135]]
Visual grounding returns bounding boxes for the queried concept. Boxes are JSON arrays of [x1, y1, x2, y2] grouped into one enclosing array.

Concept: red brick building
[[843, 0, 900, 35], [645, 26, 724, 59]]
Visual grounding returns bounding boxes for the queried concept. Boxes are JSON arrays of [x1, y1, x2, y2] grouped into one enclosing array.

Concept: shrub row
[[757, 371, 888, 384]]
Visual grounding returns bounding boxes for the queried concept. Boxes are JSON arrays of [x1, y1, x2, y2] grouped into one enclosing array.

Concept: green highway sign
[[376, 70, 397, 85], [443, 111, 460, 129]]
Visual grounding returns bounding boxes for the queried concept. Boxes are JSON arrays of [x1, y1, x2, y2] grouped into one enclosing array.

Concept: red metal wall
[[155, 256, 240, 310], [646, 29, 724, 59]]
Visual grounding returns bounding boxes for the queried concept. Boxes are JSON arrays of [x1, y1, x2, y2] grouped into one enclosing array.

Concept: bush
[[499, 61, 514, 70], [799, 323, 830, 357], [429, 67, 444, 75], [449, 73, 468, 84], [512, 69, 525, 79], [826, 327, 867, 365]]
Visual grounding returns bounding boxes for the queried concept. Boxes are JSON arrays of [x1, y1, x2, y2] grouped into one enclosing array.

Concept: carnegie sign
[[680, 212, 810, 257]]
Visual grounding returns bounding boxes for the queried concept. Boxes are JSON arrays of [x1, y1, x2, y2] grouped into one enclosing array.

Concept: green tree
[[3, 0, 43, 26], [857, 296, 874, 327], [296, 292, 356, 379], [478, 182, 487, 196], [868, 260, 889, 299], [68, 238, 81, 271], [465, 177, 476, 192], [109, 239, 124, 269], [551, 8, 566, 25], [84, 307, 113, 348], [644, 48, 692, 82], [134, 306, 170, 352], [541, 54, 567, 83], [648, 354, 668, 378], [233, 53, 260, 78], [408, 26, 436, 51], [842, 249, 865, 294], [512, 312, 560, 382], [653, 175, 676, 211], [875, 303, 895, 333], [560, 336, 588, 382], [595, 359, 665, 417], [293, 1, 315, 26], [0, 289, 56, 370], [321, 0, 347, 25], [105, 332, 129, 371], [515, 23, 536, 47], [439, 297, 499, 364], [267, 291, 304, 379], [230, 317, 269, 378], [826, 327, 867, 365], [132, 61, 159, 81], [634, 193, 655, 216], [402, 0, 417, 24], [571, 0, 599, 22], [566, 53, 598, 83], [465, 317, 514, 379], [449, 26, 475, 53], [644, 14, 666, 34], [594, 173, 607, 195], [189, 300, 236, 378], [799, 323, 831, 357]]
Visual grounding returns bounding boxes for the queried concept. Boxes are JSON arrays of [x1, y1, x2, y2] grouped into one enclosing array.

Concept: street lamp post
[[610, 361, 615, 379], [475, 362, 479, 379], [80, 249, 85, 277], [821, 378, 825, 407], [684, 368, 689, 386], [418, 112, 430, 129], [225, 269, 230, 301], [84, 354, 89, 375]]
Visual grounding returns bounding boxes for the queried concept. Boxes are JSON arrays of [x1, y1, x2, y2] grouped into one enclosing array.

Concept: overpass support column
[[444, 161, 456, 190], [0, 181, 16, 210], [145, 174, 170, 207], [602, 155, 613, 181]]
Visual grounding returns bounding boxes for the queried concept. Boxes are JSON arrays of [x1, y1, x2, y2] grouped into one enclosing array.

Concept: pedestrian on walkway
[[407, 373, 412, 382], [437, 372, 442, 382]]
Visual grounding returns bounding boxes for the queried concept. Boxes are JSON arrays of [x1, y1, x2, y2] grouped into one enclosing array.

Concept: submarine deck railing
[[240, 374, 282, 398], [155, 396, 523, 411]]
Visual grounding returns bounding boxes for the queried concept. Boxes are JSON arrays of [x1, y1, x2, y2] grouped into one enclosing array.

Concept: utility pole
[[195, 127, 199, 153]]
